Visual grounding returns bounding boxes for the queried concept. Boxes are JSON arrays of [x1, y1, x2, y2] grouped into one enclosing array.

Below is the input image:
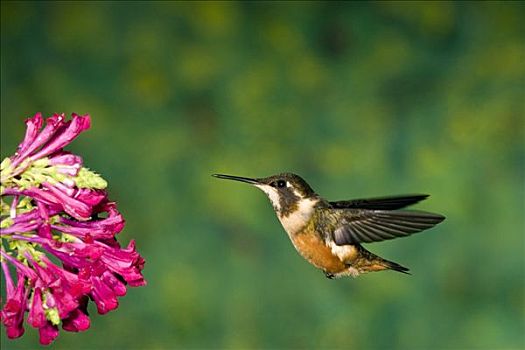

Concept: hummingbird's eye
[[276, 180, 286, 188]]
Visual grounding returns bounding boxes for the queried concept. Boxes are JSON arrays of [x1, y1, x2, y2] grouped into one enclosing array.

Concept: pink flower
[[27, 287, 46, 328], [1, 113, 146, 345], [54, 202, 125, 240], [62, 307, 90, 332], [39, 322, 59, 346], [0, 261, 28, 339], [9, 113, 90, 171]]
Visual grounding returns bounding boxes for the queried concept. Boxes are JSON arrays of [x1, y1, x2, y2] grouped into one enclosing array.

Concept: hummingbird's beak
[[212, 174, 259, 185]]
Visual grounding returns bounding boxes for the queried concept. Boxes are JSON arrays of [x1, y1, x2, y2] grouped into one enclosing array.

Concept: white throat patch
[[255, 184, 318, 235], [278, 197, 318, 235], [255, 184, 281, 211]]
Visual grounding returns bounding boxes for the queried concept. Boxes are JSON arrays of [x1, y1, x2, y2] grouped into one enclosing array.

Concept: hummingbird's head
[[212, 173, 317, 216]]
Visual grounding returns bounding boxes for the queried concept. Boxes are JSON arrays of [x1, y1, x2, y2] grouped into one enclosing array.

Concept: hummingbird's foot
[[324, 272, 335, 279]]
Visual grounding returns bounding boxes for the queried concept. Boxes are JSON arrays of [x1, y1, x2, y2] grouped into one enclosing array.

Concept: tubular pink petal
[[53, 181, 76, 197], [51, 223, 115, 240], [15, 113, 43, 157], [11, 114, 65, 169], [31, 114, 91, 161], [49, 152, 83, 166], [1, 276, 28, 339], [37, 200, 50, 221], [38, 322, 59, 346], [6, 322, 25, 340], [42, 183, 92, 221], [98, 241, 146, 286], [53, 289, 80, 319], [56, 166, 81, 177], [27, 288, 46, 328], [62, 309, 90, 332], [37, 223, 53, 239], [52, 203, 125, 239], [19, 187, 62, 207], [6, 208, 42, 223], [36, 255, 91, 296], [42, 240, 104, 268], [49, 152, 83, 176], [27, 259, 83, 321], [73, 189, 107, 207], [1, 250, 38, 281], [0, 221, 40, 235], [1, 260, 15, 296], [101, 271, 127, 297], [91, 277, 118, 315]]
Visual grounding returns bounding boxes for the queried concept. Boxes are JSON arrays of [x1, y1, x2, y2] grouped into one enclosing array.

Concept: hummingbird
[[212, 173, 445, 279]]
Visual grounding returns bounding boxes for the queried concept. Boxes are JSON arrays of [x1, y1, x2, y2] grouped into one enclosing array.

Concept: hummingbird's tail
[[355, 245, 411, 275], [380, 258, 411, 275]]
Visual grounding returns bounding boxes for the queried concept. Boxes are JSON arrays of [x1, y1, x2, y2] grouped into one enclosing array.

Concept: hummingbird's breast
[[289, 220, 348, 274], [277, 198, 350, 274], [275, 197, 364, 276]]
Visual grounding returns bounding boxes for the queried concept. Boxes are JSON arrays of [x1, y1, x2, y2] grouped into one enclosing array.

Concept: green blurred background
[[1, 1, 524, 349]]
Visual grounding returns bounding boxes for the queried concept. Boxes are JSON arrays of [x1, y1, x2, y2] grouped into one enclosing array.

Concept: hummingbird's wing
[[329, 194, 429, 210], [325, 209, 445, 245]]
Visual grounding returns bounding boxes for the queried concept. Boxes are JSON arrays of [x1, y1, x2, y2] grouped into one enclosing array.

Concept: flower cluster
[[1, 113, 145, 345]]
